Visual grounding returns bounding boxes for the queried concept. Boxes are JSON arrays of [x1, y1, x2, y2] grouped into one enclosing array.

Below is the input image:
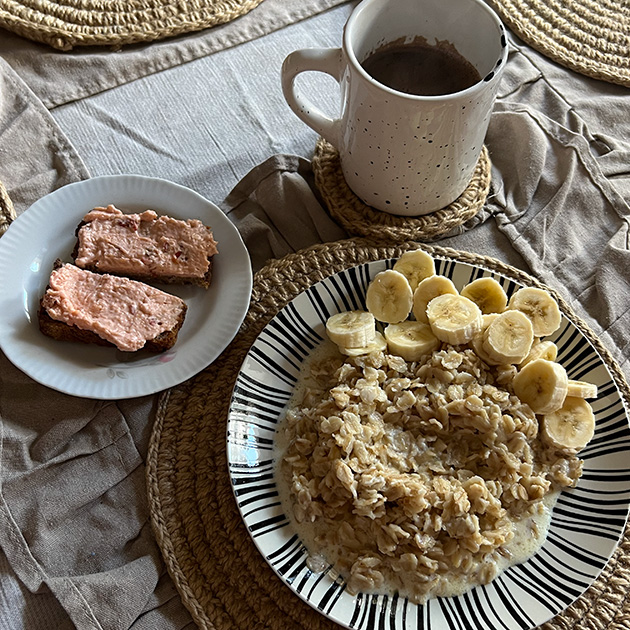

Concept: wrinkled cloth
[[486, 37, 630, 377], [1, 4, 630, 630], [0, 58, 196, 629], [0, 58, 89, 213]]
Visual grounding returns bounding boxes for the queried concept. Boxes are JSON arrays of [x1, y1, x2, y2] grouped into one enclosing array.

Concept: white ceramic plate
[[0, 175, 252, 400], [227, 256, 630, 630]]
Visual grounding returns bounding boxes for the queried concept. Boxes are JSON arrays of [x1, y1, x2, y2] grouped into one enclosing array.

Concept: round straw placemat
[[312, 139, 491, 243], [0, 0, 265, 51], [0, 180, 16, 237], [488, 0, 630, 87], [147, 238, 630, 630]]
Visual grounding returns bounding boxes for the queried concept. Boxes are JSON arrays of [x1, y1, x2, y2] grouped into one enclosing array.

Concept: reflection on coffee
[[361, 38, 481, 96]]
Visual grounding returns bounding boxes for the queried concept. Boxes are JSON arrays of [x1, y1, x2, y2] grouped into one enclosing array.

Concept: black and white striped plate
[[226, 256, 630, 630]]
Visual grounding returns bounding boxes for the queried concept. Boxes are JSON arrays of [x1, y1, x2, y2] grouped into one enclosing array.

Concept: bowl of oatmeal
[[226, 253, 630, 630]]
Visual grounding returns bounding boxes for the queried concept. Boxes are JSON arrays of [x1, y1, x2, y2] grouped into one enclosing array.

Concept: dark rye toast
[[39, 261, 188, 353], [72, 207, 218, 289]]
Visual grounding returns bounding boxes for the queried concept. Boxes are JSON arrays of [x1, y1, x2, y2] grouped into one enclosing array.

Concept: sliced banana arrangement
[[509, 287, 562, 337], [542, 397, 596, 453], [412, 275, 458, 323], [482, 310, 534, 365], [324, 249, 598, 453], [512, 358, 569, 415], [392, 249, 435, 292], [339, 331, 387, 357]]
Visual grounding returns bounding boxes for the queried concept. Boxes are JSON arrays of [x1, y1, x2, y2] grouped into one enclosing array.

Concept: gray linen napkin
[[485, 36, 630, 377]]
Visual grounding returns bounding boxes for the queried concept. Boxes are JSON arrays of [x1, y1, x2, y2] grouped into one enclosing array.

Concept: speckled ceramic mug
[[281, 0, 508, 216]]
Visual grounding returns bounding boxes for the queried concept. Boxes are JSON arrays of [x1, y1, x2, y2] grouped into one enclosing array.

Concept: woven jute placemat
[[0, 180, 16, 237], [0, 0, 265, 51], [146, 237, 630, 630], [312, 139, 491, 243], [489, 0, 630, 87]]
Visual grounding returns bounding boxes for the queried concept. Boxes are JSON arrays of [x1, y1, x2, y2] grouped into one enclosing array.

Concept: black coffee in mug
[[361, 37, 481, 96]]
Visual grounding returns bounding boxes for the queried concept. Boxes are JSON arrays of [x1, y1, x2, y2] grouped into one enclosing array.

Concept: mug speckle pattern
[[340, 86, 498, 214]]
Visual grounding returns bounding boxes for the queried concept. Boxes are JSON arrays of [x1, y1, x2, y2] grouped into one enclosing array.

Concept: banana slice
[[519, 339, 558, 366], [366, 269, 413, 324], [426, 294, 482, 345], [460, 277, 508, 315], [542, 396, 596, 452], [384, 321, 440, 362], [482, 310, 534, 364], [512, 358, 568, 414], [326, 310, 376, 348], [339, 331, 387, 357], [567, 379, 598, 399], [412, 275, 458, 323], [392, 249, 436, 292], [470, 313, 501, 365], [482, 313, 501, 327], [508, 287, 562, 337]]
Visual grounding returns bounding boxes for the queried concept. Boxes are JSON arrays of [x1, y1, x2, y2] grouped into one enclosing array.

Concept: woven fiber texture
[[312, 139, 491, 243], [0, 0, 265, 50], [489, 0, 630, 87], [146, 238, 630, 630], [0, 180, 16, 237]]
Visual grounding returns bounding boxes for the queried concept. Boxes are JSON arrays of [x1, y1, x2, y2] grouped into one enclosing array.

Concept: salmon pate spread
[[74, 205, 218, 280], [42, 263, 186, 352]]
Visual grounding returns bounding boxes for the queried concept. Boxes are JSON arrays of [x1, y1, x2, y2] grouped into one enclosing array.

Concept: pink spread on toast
[[75, 205, 218, 278], [42, 264, 185, 352]]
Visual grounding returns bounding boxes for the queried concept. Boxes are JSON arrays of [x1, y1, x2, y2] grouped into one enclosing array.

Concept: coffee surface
[[361, 39, 481, 96]]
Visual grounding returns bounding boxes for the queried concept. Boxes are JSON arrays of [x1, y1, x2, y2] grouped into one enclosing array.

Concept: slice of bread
[[39, 261, 187, 353], [72, 206, 218, 288], [38, 300, 186, 352]]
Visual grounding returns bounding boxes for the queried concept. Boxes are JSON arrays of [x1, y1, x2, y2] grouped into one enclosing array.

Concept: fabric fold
[[486, 104, 630, 376], [223, 154, 347, 270], [0, 57, 89, 214]]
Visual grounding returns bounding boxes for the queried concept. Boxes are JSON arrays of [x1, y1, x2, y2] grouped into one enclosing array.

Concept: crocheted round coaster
[[146, 238, 630, 630], [489, 0, 630, 87], [312, 139, 491, 243], [0, 0, 265, 50], [0, 180, 16, 237]]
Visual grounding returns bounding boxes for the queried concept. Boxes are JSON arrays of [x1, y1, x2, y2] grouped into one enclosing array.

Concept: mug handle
[[281, 48, 343, 147]]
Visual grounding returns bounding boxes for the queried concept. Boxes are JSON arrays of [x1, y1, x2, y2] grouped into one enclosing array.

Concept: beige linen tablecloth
[[0, 3, 629, 628]]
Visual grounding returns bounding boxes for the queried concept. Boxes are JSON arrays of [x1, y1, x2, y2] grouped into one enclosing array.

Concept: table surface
[[1, 0, 629, 628]]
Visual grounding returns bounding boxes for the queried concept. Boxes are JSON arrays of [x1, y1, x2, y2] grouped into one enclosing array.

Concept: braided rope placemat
[[312, 139, 491, 243], [489, 0, 630, 87], [146, 238, 630, 630], [0, 180, 16, 237], [0, 0, 265, 51]]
